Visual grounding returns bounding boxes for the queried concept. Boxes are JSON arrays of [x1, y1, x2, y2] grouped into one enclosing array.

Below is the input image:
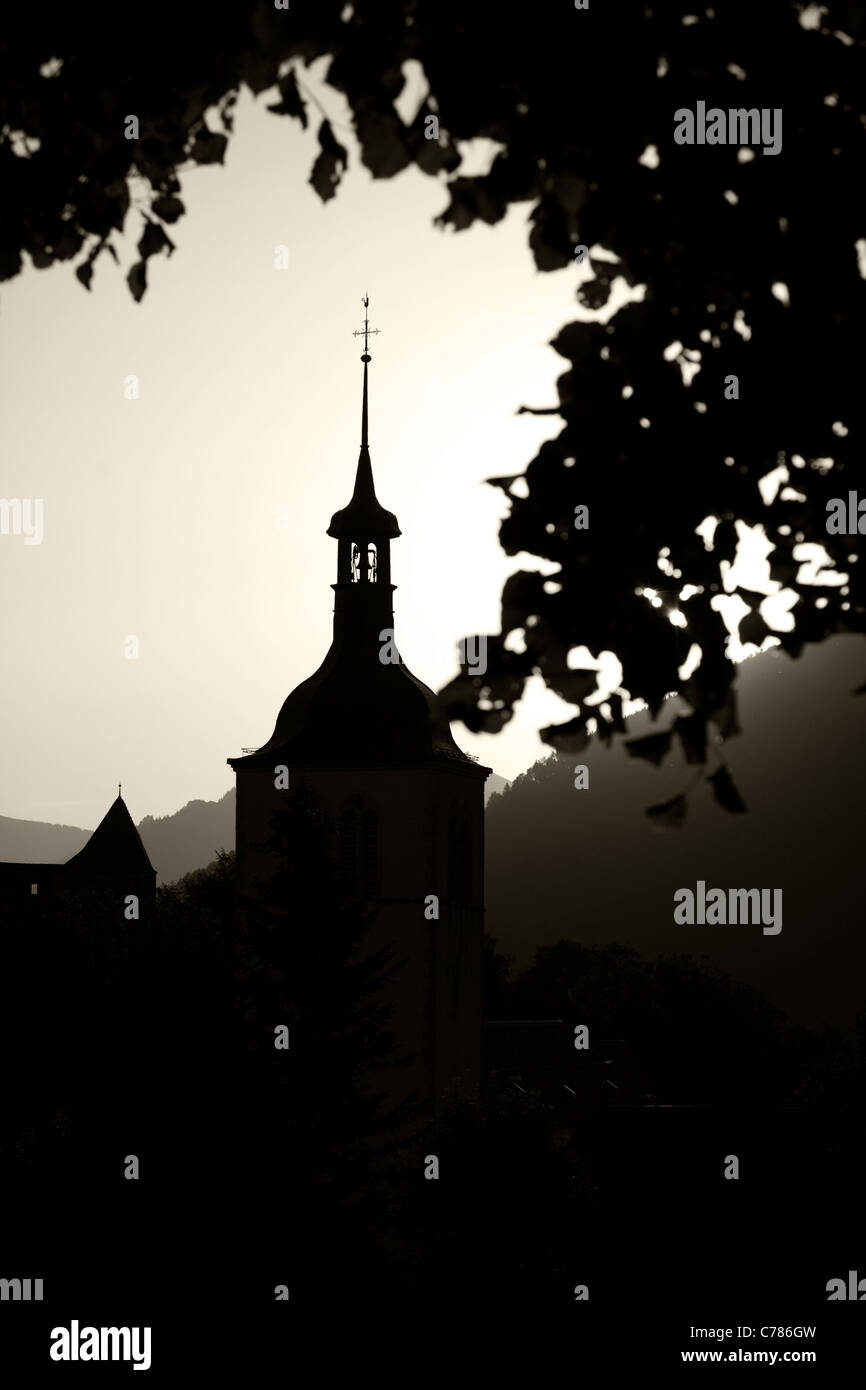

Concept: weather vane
[[352, 293, 380, 360]]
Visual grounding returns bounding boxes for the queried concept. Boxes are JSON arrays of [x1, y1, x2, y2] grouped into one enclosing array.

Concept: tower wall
[[235, 760, 486, 1116]]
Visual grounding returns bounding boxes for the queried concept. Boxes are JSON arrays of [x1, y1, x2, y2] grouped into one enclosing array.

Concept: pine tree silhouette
[[230, 784, 419, 1300]]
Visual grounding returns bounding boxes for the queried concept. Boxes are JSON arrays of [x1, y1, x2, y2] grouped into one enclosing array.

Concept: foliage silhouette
[[1, 1, 862, 789], [500, 938, 825, 1106], [0, 805, 416, 1296], [1, 851, 862, 1322], [230, 785, 421, 1287]]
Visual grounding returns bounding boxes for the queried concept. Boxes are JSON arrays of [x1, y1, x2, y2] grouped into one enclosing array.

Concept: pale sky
[[0, 68, 594, 828], [0, 63, 804, 830]]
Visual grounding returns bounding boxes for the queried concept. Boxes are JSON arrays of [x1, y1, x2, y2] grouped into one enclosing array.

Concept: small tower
[[229, 300, 490, 1115], [0, 790, 156, 922]]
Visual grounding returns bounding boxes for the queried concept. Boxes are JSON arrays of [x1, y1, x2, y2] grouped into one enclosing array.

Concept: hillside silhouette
[[0, 793, 233, 885], [0, 774, 510, 885], [485, 635, 866, 1031]]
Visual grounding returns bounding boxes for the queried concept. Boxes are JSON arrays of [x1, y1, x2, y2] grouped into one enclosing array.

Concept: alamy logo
[[674, 103, 782, 156], [0, 497, 43, 545], [826, 1270, 866, 1300], [826, 492, 866, 534], [673, 881, 782, 935], [458, 635, 487, 677], [0, 1276, 43, 1300], [49, 1320, 151, 1371]]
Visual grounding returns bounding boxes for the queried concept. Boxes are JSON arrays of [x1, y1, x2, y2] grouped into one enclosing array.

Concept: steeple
[[228, 301, 490, 1127], [327, 297, 400, 564], [229, 298, 480, 768]]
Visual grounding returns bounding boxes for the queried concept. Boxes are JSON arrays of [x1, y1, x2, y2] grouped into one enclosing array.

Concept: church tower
[[228, 301, 489, 1115]]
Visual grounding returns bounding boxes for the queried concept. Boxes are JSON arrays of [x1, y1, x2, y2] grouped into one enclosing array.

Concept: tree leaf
[[127, 260, 147, 303], [75, 261, 93, 291], [712, 518, 739, 566], [189, 128, 228, 166], [708, 688, 741, 740], [646, 794, 687, 830], [528, 195, 572, 272], [266, 69, 308, 128], [736, 587, 769, 610], [435, 176, 506, 232], [551, 171, 587, 216], [544, 668, 599, 705], [137, 219, 174, 260], [309, 120, 348, 204], [607, 693, 626, 734], [674, 713, 707, 765], [625, 730, 673, 766], [577, 278, 612, 312], [738, 609, 770, 647], [152, 194, 185, 224], [356, 109, 411, 179], [485, 474, 523, 495], [707, 765, 747, 814], [540, 716, 589, 753]]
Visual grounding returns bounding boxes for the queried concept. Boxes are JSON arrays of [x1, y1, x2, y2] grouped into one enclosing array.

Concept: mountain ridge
[[0, 773, 512, 886]]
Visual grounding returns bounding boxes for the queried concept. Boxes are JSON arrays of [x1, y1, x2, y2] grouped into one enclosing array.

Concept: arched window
[[350, 542, 378, 583]]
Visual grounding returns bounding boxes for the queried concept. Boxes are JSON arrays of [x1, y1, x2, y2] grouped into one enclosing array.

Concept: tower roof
[[244, 643, 479, 767], [64, 795, 155, 876], [327, 355, 400, 540]]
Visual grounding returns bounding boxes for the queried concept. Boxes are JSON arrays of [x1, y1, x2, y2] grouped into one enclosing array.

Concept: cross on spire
[[352, 294, 380, 361]]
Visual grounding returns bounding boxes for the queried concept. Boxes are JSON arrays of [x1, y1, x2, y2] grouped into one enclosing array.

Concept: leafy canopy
[[2, 1, 862, 807]]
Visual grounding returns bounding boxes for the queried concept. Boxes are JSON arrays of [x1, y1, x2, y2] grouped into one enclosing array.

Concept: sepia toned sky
[[0, 62, 794, 829]]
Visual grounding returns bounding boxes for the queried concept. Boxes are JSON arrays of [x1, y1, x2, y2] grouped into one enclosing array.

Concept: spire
[[349, 358, 378, 512], [327, 296, 400, 541], [361, 355, 369, 449], [355, 291, 376, 456], [228, 295, 488, 773]]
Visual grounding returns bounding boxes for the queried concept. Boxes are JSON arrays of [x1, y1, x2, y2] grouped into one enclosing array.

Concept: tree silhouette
[[0, 821, 415, 1296], [0, 885, 162, 1197], [3, 1, 862, 794], [230, 785, 419, 1291], [503, 938, 826, 1106]]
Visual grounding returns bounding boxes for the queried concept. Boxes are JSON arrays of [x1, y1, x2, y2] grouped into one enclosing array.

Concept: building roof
[[64, 795, 155, 876], [239, 643, 484, 769]]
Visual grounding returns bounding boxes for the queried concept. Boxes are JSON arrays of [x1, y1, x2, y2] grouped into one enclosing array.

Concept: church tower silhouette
[[228, 303, 490, 1114]]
